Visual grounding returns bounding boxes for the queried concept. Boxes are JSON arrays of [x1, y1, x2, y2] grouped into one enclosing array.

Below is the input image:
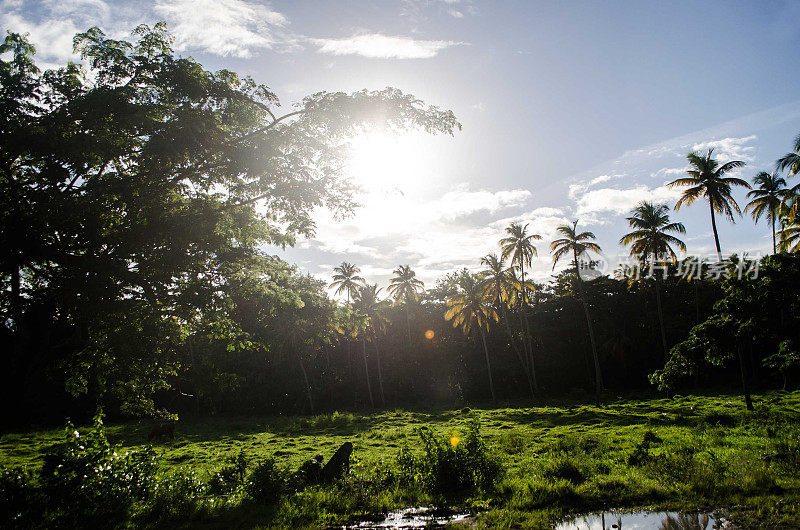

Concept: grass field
[[2, 390, 800, 528]]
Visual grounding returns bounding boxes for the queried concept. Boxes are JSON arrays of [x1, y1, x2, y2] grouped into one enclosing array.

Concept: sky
[[4, 0, 800, 291]]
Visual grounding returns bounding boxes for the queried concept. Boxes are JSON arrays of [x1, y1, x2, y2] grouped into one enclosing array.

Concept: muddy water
[[341, 507, 473, 528]]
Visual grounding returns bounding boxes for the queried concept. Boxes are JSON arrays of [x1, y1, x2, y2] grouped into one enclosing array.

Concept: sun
[[345, 130, 437, 194]]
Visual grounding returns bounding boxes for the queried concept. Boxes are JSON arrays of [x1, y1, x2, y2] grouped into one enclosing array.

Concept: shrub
[[208, 448, 248, 495], [0, 467, 41, 528], [397, 421, 503, 498], [144, 468, 208, 522], [244, 458, 287, 504], [40, 412, 157, 526]]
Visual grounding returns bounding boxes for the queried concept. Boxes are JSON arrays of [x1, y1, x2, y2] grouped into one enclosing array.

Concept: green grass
[[3, 390, 800, 528]]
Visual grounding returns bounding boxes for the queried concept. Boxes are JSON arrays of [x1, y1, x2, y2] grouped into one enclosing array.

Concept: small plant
[[628, 430, 662, 466], [541, 456, 587, 484], [397, 421, 503, 498], [244, 458, 287, 503], [0, 466, 41, 528], [208, 447, 248, 494], [40, 411, 158, 526]]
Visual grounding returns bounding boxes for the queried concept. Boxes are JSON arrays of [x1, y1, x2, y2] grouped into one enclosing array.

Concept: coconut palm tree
[[619, 201, 686, 360], [551, 220, 603, 404], [329, 262, 364, 398], [776, 132, 800, 178], [668, 149, 749, 261], [329, 262, 365, 303], [480, 253, 536, 397], [353, 283, 389, 407], [745, 171, 790, 254], [499, 223, 541, 381], [387, 265, 425, 348], [778, 221, 800, 253], [445, 272, 499, 402]]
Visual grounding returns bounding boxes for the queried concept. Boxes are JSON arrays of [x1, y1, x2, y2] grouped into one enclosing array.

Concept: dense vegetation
[[2, 23, 800, 528]]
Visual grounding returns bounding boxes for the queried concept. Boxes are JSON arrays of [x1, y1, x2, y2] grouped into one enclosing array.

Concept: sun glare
[[346, 131, 438, 194]]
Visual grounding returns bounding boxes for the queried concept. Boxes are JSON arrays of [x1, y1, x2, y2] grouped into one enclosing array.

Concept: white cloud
[[448, 9, 464, 17], [573, 185, 682, 218], [435, 185, 530, 220], [691, 135, 758, 163], [154, 0, 290, 57], [312, 33, 462, 59]]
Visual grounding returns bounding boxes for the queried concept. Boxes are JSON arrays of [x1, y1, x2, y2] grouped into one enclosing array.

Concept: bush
[[244, 458, 287, 504], [208, 448, 248, 495], [0, 467, 41, 528], [144, 468, 208, 522], [397, 421, 503, 498], [40, 412, 157, 526]]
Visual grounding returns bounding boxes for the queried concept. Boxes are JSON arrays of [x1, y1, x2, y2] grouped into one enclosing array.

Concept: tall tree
[[445, 272, 499, 402], [0, 25, 460, 416], [745, 171, 790, 254], [620, 201, 686, 360], [480, 253, 535, 397], [551, 220, 603, 404], [329, 262, 364, 400], [353, 283, 389, 408], [499, 222, 541, 392], [668, 149, 749, 260], [387, 265, 424, 348]]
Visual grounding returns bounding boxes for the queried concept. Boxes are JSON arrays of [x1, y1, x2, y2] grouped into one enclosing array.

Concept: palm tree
[[776, 132, 800, 178], [619, 201, 686, 360], [668, 149, 749, 261], [329, 262, 365, 303], [353, 283, 389, 407], [445, 272, 499, 402], [499, 222, 541, 385], [387, 265, 425, 348], [778, 221, 800, 253], [745, 171, 790, 254], [480, 253, 536, 397], [329, 262, 364, 400], [551, 220, 603, 404]]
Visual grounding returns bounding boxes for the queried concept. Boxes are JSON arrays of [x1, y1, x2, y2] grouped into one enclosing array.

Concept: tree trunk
[[502, 305, 534, 398], [709, 200, 722, 261], [575, 251, 603, 405], [737, 344, 754, 411], [295, 349, 314, 414], [188, 335, 201, 416], [654, 279, 668, 361], [362, 336, 374, 408], [372, 330, 386, 408], [519, 262, 538, 393], [479, 326, 496, 403], [772, 215, 777, 255]]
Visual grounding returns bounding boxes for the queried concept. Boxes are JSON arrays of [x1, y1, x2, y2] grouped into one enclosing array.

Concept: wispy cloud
[[154, 0, 291, 57], [311, 33, 463, 59]]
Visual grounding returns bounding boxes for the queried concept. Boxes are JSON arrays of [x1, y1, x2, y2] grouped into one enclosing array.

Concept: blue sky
[[4, 0, 800, 288]]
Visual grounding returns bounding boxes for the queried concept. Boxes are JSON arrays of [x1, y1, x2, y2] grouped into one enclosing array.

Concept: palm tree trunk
[[479, 326, 496, 403], [188, 335, 201, 416], [362, 336, 374, 408], [372, 330, 386, 408], [709, 200, 722, 261], [737, 344, 754, 411], [502, 305, 534, 398], [655, 279, 668, 361], [295, 349, 314, 414], [519, 262, 535, 380], [574, 251, 603, 405], [772, 215, 777, 255]]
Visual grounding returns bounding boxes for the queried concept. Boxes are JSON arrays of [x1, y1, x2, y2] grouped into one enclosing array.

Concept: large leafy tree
[[551, 220, 603, 404], [668, 149, 749, 260], [0, 24, 459, 417], [445, 272, 499, 402], [619, 202, 686, 359], [745, 171, 790, 254], [499, 222, 541, 393]]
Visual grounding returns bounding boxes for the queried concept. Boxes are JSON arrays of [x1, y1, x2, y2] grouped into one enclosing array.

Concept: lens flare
[[425, 329, 435, 340], [449, 434, 459, 447]]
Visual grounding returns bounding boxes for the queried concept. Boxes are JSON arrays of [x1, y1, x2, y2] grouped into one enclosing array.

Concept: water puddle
[[556, 510, 729, 530], [342, 507, 473, 528]]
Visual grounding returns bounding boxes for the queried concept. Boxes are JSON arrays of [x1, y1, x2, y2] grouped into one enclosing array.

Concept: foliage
[[243, 458, 288, 504]]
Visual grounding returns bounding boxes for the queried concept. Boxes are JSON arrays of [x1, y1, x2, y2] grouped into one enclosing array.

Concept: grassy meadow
[[2, 390, 800, 528]]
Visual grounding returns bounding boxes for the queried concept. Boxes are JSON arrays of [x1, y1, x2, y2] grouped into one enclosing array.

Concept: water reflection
[[557, 511, 727, 530]]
